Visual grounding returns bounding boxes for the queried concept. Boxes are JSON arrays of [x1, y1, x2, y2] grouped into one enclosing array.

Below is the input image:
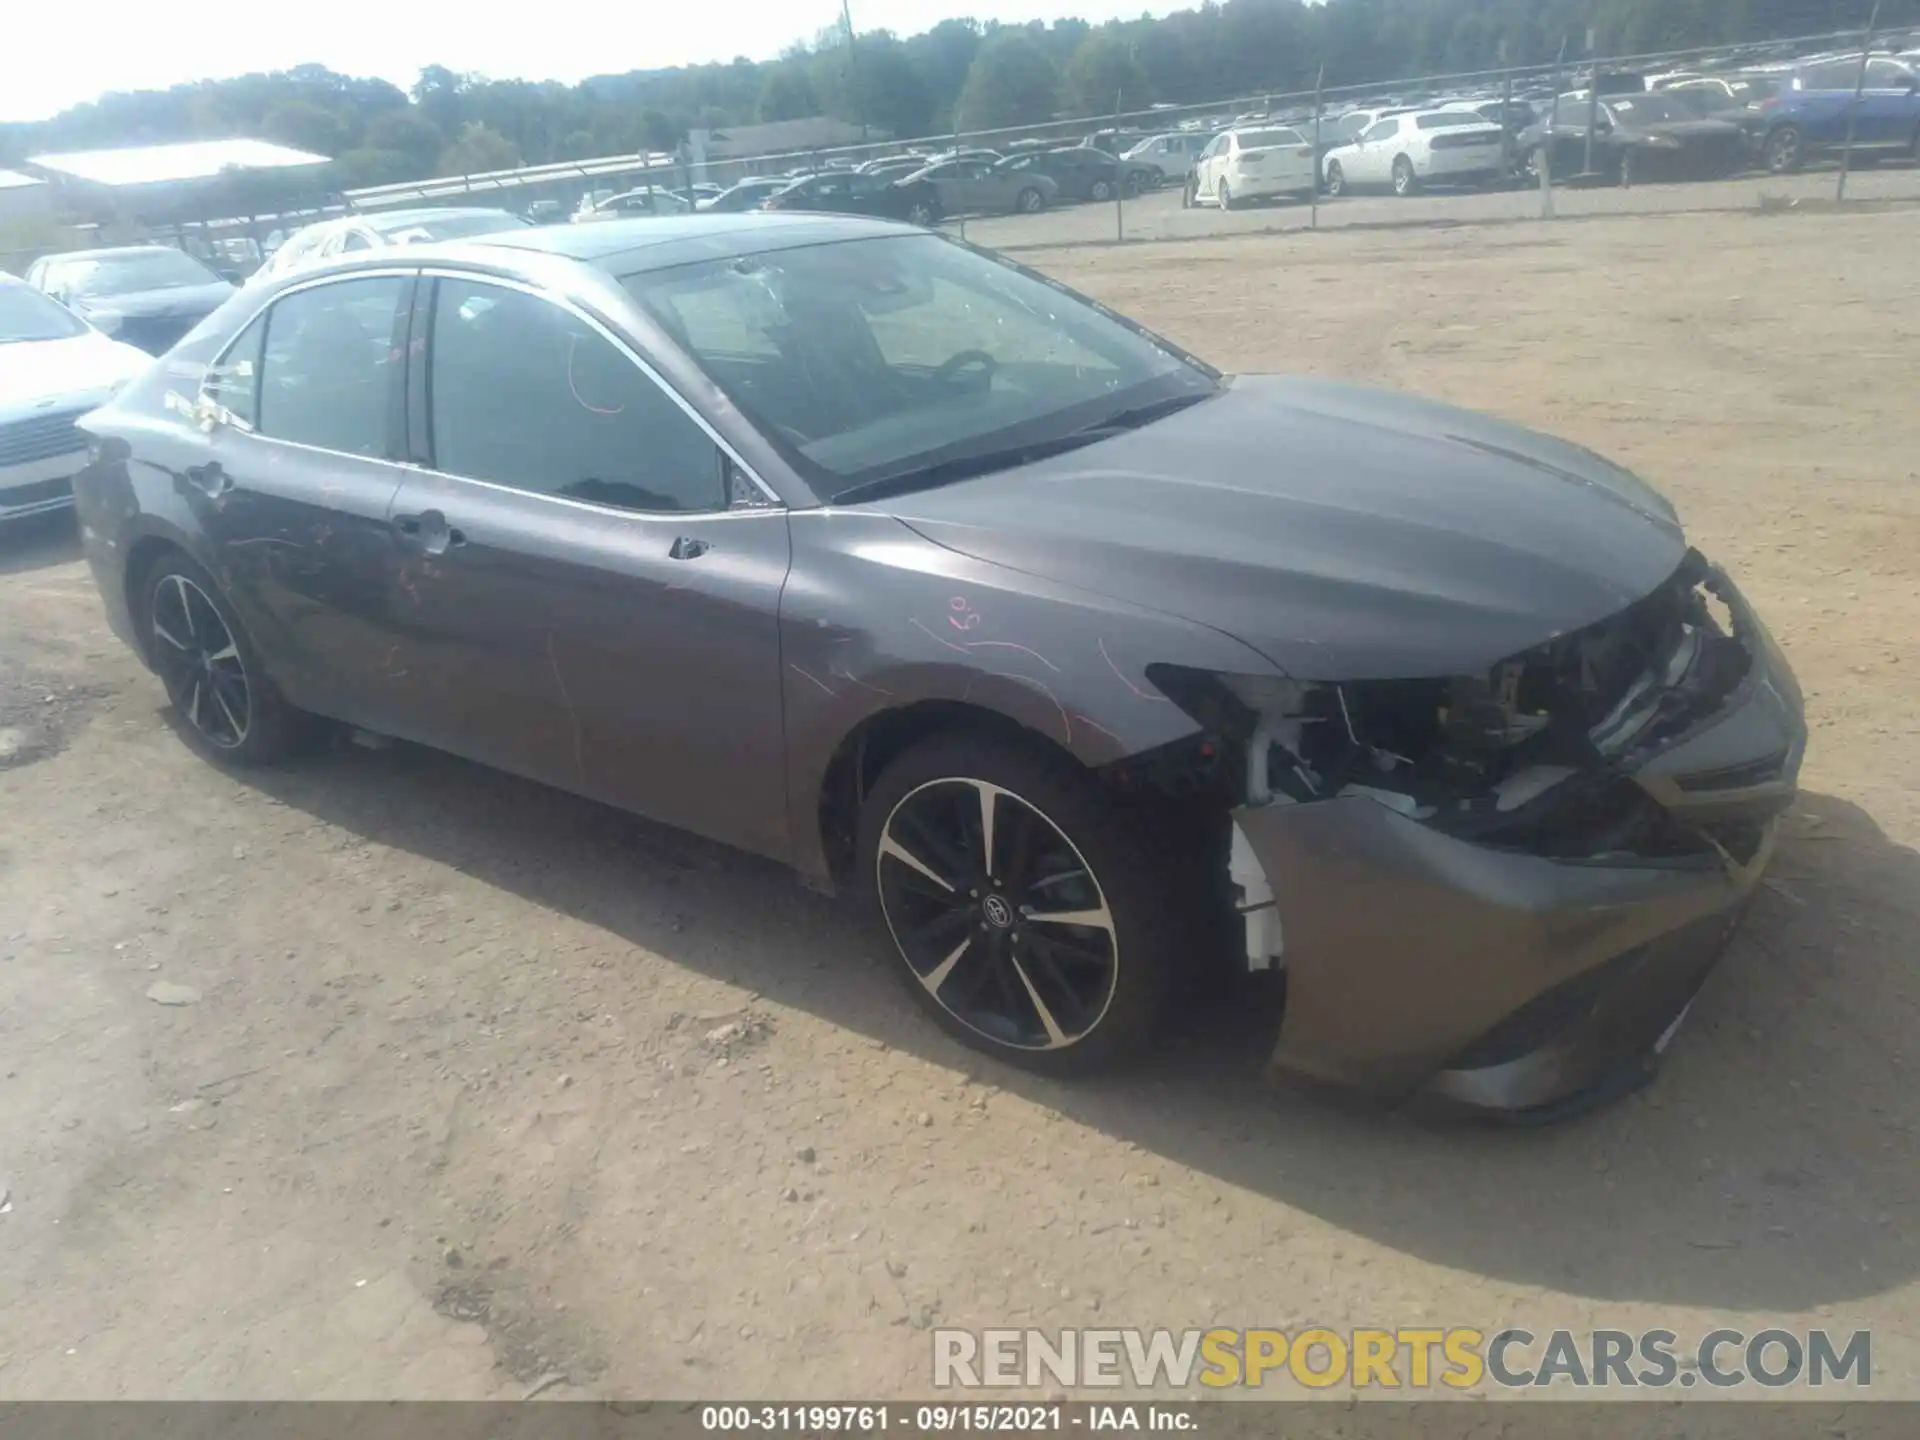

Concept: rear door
[[383, 271, 793, 858], [1856, 59, 1918, 145], [183, 271, 418, 724]]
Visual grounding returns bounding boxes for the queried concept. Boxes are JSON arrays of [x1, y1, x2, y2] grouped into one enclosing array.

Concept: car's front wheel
[[140, 551, 312, 767], [1392, 155, 1419, 196], [858, 732, 1181, 1074], [1089, 178, 1116, 202], [1217, 179, 1238, 210], [1015, 186, 1045, 213], [1764, 124, 1804, 174], [906, 199, 938, 226]]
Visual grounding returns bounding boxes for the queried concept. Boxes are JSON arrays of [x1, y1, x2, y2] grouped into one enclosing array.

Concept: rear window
[[1236, 129, 1304, 148]]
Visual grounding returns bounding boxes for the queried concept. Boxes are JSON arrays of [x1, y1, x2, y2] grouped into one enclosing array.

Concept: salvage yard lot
[[2, 206, 1918, 1402]]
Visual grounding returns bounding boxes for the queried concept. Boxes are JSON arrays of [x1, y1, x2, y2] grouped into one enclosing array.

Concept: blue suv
[[1751, 54, 1920, 172]]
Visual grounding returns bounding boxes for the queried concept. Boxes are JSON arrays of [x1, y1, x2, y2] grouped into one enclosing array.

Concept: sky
[[3, 0, 1184, 124]]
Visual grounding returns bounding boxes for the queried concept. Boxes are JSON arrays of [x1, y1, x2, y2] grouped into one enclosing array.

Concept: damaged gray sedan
[[69, 215, 1805, 1117]]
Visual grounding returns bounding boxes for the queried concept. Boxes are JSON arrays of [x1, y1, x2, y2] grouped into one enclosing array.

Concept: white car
[[257, 207, 531, 280], [1, 275, 151, 525], [1121, 130, 1215, 183], [1321, 110, 1508, 197], [1190, 126, 1319, 209]]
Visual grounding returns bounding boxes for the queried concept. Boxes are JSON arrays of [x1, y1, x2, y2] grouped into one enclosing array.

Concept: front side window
[[1361, 120, 1400, 143], [624, 233, 1215, 502], [427, 278, 723, 514], [256, 275, 409, 457]]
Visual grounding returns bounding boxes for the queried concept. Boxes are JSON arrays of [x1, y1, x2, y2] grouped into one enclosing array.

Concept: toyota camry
[[68, 215, 1805, 1116]]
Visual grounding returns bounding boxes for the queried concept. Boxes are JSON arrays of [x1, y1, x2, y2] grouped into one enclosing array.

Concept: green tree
[[260, 99, 348, 156], [331, 148, 416, 188], [758, 65, 820, 121], [955, 34, 1061, 132], [364, 110, 444, 171], [1063, 33, 1152, 117], [438, 121, 519, 176]]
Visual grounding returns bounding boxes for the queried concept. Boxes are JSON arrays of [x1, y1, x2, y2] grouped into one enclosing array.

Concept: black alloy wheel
[[150, 570, 251, 750], [1016, 186, 1045, 213], [860, 733, 1181, 1072], [142, 553, 311, 766]]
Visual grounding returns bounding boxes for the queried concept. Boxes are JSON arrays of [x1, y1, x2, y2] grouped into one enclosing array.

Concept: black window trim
[[200, 265, 417, 463], [410, 268, 782, 518]]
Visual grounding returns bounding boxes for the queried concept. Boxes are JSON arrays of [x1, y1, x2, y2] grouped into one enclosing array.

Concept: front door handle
[[668, 535, 711, 561], [395, 510, 466, 556]]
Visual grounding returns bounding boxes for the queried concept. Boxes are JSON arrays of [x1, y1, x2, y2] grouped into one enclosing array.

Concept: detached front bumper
[[1239, 567, 1805, 1117]]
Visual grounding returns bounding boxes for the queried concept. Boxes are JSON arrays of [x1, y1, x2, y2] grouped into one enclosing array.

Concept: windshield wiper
[[1075, 391, 1214, 435], [830, 430, 1119, 507]]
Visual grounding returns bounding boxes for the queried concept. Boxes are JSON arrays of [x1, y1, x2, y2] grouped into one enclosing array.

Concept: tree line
[[1, 0, 1910, 193]]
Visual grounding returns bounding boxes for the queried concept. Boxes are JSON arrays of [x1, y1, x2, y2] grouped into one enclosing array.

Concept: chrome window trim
[[416, 267, 784, 512]]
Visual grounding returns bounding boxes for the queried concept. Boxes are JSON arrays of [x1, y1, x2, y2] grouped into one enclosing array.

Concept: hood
[[74, 281, 234, 321], [881, 375, 1688, 681], [0, 330, 152, 420]]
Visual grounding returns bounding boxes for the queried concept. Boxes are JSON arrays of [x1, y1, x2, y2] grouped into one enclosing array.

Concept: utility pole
[[842, 0, 867, 143], [1837, 0, 1882, 201]]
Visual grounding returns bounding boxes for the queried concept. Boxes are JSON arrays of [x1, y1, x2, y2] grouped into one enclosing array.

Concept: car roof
[[363, 206, 518, 232], [38, 245, 184, 263], [448, 213, 917, 274]]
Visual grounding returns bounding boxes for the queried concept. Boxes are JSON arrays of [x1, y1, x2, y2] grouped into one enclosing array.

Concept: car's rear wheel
[[858, 732, 1181, 1074], [1392, 155, 1419, 196], [1618, 147, 1637, 188], [1217, 179, 1238, 210], [906, 199, 938, 226], [1016, 186, 1044, 213], [1089, 178, 1115, 202], [1764, 124, 1804, 174], [140, 552, 311, 767], [1324, 161, 1346, 197]]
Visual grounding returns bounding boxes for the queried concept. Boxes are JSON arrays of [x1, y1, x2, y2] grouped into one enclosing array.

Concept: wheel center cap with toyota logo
[[981, 894, 1015, 929]]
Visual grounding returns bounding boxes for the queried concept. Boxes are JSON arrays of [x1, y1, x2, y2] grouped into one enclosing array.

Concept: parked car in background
[[1748, 54, 1920, 172], [1121, 130, 1215, 183], [260, 208, 532, 280], [1322, 110, 1508, 197], [762, 170, 943, 225], [699, 177, 792, 212], [24, 246, 235, 355], [1659, 73, 1780, 123], [1085, 127, 1154, 156], [574, 187, 696, 222], [857, 155, 932, 181], [1190, 125, 1320, 208], [1520, 92, 1748, 185], [1323, 107, 1417, 146], [1020, 146, 1158, 202], [1, 274, 151, 525], [911, 157, 1059, 215], [69, 214, 1805, 1113]]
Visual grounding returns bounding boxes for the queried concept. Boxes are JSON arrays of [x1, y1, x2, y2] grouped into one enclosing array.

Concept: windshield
[[54, 250, 218, 296], [1606, 94, 1698, 123], [622, 234, 1215, 501], [0, 283, 90, 343]]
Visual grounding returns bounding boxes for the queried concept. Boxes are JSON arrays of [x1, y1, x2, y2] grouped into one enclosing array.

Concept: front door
[[183, 271, 419, 726], [382, 273, 793, 860]]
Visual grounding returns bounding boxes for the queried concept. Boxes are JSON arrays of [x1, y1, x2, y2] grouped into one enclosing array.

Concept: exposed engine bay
[[1152, 549, 1790, 873]]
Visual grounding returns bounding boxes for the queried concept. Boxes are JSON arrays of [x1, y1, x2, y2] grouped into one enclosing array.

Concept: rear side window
[[1361, 120, 1400, 143], [426, 278, 723, 515], [205, 314, 267, 428], [256, 276, 409, 457]]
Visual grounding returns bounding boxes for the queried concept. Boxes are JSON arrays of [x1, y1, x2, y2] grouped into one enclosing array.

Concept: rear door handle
[[668, 536, 711, 560]]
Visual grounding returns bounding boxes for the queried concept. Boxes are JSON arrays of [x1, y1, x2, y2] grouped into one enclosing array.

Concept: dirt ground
[[2, 205, 1918, 1404]]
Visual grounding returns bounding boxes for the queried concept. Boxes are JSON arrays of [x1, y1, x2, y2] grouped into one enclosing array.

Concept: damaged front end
[[1151, 550, 1806, 1116]]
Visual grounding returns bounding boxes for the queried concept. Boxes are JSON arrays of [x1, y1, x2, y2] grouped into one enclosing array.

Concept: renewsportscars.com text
[[932, 1327, 1872, 1391]]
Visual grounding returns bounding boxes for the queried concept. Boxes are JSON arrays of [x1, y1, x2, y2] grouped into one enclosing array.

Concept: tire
[[1764, 124, 1804, 174], [905, 199, 938, 226], [1015, 186, 1044, 214], [857, 730, 1185, 1075], [1324, 160, 1346, 197], [1089, 178, 1115, 202], [1217, 180, 1237, 211], [138, 550, 312, 767], [1392, 155, 1419, 196], [1618, 147, 1636, 189]]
